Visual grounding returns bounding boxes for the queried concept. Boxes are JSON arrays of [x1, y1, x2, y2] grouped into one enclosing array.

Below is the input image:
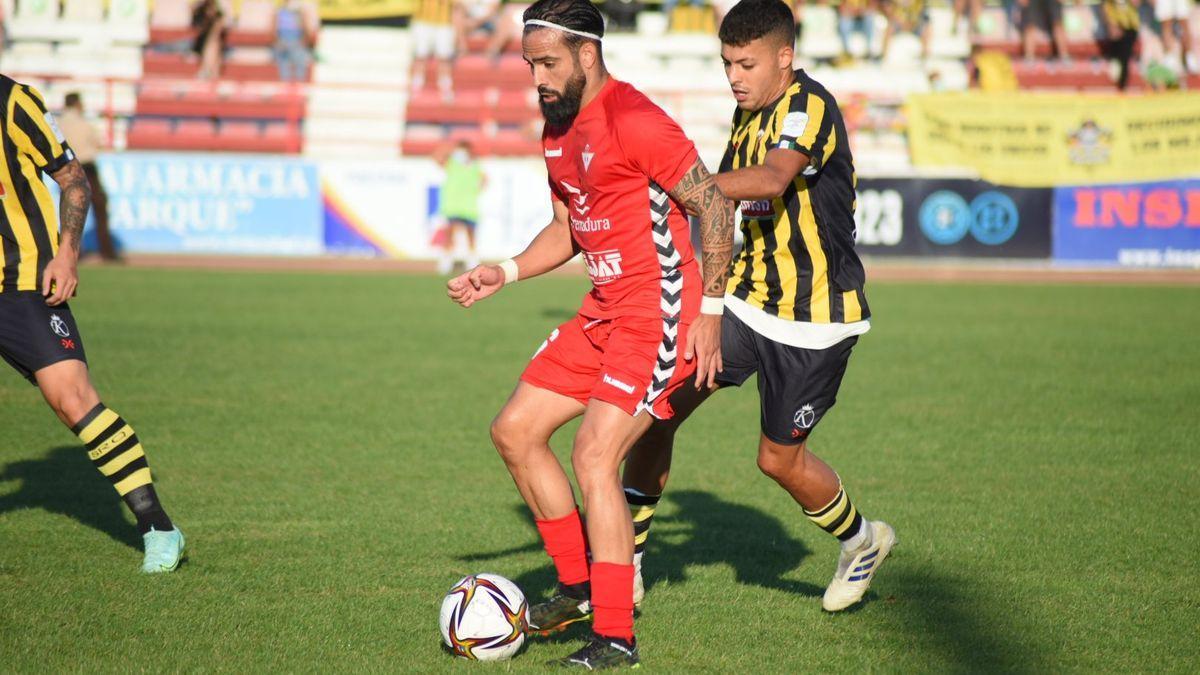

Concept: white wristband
[[499, 259, 519, 285], [700, 296, 724, 315]]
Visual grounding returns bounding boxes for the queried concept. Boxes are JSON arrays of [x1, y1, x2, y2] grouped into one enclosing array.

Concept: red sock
[[590, 562, 634, 642], [535, 509, 590, 586]]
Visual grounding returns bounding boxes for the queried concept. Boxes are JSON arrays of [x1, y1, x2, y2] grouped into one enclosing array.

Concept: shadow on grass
[[0, 445, 140, 550], [461, 488, 820, 606], [883, 568, 1041, 672]]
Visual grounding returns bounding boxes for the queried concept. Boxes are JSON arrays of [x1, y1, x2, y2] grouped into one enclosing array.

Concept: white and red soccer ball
[[439, 573, 528, 661]]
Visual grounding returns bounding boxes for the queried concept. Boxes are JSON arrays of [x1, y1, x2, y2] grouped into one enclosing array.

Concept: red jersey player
[[446, 0, 735, 668]]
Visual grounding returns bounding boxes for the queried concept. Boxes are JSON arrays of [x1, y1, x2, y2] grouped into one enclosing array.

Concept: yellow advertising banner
[[317, 0, 414, 20], [905, 92, 1200, 187]]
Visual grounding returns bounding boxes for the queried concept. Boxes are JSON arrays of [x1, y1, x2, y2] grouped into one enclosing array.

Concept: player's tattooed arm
[[50, 160, 92, 258], [669, 158, 735, 389], [40, 160, 92, 305], [669, 159, 736, 297]]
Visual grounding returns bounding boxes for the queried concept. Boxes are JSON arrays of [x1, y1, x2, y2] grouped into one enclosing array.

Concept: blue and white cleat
[[822, 520, 896, 612], [141, 527, 186, 574]]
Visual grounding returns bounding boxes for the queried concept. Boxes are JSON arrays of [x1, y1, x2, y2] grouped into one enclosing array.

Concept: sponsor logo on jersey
[[740, 199, 774, 220], [562, 180, 611, 231], [545, 147, 563, 157], [782, 111, 809, 138], [583, 249, 624, 285]]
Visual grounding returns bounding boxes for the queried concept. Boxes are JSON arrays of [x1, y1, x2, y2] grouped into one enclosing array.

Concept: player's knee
[[489, 408, 545, 462], [570, 434, 620, 483], [756, 439, 804, 481], [49, 382, 100, 426]]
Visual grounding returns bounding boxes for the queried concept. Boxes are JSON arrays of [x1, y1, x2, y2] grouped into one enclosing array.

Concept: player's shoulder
[[791, 69, 838, 108], [604, 79, 670, 124]]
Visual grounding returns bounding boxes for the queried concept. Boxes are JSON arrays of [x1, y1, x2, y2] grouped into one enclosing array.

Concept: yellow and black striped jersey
[[721, 69, 868, 324], [1103, 0, 1139, 31], [0, 76, 75, 294], [414, 0, 454, 24]]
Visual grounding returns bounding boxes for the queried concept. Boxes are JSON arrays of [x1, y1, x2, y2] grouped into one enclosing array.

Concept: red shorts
[[520, 313, 696, 419]]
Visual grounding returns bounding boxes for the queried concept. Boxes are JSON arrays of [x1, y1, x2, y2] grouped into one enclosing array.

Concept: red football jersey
[[543, 78, 701, 321]]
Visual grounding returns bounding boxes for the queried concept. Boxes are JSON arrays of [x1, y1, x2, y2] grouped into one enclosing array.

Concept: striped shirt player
[[446, 0, 735, 667], [620, 0, 895, 620], [0, 75, 185, 573]]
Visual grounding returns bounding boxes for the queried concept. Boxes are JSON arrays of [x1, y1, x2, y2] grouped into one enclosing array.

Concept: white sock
[[841, 519, 872, 552], [632, 550, 644, 574]]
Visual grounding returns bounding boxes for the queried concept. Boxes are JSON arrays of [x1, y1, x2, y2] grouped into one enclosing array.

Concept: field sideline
[[1, 266, 1197, 672]]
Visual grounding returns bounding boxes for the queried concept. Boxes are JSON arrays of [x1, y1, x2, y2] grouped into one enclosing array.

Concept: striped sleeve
[[775, 90, 827, 157], [9, 85, 75, 173]]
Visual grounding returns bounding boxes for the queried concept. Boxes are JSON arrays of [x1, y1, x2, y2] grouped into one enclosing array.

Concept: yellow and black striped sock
[[72, 403, 173, 535], [804, 485, 866, 544], [625, 488, 660, 563]]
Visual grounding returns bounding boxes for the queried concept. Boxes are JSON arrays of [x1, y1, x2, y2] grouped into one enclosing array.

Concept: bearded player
[[619, 0, 896, 613], [446, 0, 736, 667]]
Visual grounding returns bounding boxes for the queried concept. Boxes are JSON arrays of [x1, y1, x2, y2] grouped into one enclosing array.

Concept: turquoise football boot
[[142, 527, 186, 573]]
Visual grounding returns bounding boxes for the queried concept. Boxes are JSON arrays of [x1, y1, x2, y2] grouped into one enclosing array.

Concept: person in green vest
[[436, 140, 487, 274]]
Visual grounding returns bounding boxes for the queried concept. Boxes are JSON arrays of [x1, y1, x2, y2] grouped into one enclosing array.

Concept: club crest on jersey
[[794, 404, 816, 429], [740, 200, 773, 220], [49, 314, 70, 338], [583, 249, 623, 286], [582, 144, 595, 172]]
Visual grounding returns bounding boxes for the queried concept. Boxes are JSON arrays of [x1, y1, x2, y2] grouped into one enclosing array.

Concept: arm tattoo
[[668, 160, 736, 297], [55, 162, 92, 255]]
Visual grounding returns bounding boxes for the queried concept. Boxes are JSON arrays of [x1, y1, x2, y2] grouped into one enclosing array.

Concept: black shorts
[[0, 291, 88, 384], [715, 309, 857, 445]]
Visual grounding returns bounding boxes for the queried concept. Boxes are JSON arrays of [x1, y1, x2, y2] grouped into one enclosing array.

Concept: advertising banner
[[854, 178, 1052, 258], [905, 92, 1200, 187], [318, 0, 414, 20], [1053, 179, 1200, 267], [322, 158, 552, 260], [98, 153, 324, 255]]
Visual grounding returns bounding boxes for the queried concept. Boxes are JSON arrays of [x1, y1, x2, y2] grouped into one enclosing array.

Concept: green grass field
[[1, 266, 1198, 672]]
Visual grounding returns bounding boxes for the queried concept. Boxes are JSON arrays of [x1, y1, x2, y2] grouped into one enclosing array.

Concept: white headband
[[523, 19, 602, 41]]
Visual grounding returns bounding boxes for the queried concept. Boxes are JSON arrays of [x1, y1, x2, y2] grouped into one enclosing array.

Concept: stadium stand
[[0, 0, 1196, 164]]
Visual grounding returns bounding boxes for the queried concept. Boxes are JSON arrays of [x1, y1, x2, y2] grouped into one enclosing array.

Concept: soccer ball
[[439, 573, 527, 661]]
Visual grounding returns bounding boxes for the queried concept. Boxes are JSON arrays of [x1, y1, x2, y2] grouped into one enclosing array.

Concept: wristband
[[700, 296, 724, 315], [499, 259, 519, 285]]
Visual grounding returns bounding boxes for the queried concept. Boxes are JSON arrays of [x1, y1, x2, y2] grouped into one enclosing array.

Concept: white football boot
[[632, 552, 645, 608], [822, 520, 896, 612]]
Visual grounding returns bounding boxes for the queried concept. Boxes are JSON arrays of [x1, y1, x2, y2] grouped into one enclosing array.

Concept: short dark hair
[[718, 0, 795, 48], [522, 0, 605, 53], [64, 92, 83, 109]]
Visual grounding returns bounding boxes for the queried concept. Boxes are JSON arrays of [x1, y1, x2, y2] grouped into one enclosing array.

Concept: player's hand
[[446, 264, 505, 308], [685, 310, 723, 390], [41, 252, 79, 307]]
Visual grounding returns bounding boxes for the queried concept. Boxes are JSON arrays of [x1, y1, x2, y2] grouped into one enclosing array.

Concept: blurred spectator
[[59, 93, 117, 262], [454, 0, 517, 57], [1101, 0, 1139, 90], [434, 140, 486, 275], [412, 0, 456, 97], [1154, 0, 1197, 74], [275, 0, 315, 82], [192, 0, 227, 79], [1017, 0, 1070, 62], [882, 0, 931, 59], [952, 0, 981, 36], [603, 0, 643, 31], [838, 0, 878, 60], [790, 0, 804, 44], [664, 0, 712, 33]]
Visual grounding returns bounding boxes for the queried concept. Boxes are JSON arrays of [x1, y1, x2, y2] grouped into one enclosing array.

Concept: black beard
[[539, 68, 587, 130]]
